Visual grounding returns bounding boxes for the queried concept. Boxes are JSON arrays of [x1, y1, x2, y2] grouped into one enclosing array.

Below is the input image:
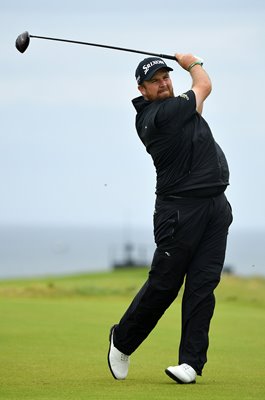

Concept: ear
[[138, 84, 146, 97]]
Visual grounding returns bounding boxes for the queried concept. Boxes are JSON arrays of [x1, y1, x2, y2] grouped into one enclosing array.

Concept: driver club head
[[15, 31, 30, 53]]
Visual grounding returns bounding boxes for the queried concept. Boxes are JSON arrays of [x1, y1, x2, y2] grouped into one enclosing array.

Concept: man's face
[[138, 68, 174, 101]]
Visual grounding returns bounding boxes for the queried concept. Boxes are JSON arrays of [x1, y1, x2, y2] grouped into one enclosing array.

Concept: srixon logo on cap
[[143, 59, 165, 75]]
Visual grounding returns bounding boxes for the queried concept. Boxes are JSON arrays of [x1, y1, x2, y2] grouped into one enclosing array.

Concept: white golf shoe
[[108, 325, 130, 380], [165, 363, 197, 384]]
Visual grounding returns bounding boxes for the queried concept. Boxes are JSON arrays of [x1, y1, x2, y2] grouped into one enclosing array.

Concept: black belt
[[158, 186, 227, 200]]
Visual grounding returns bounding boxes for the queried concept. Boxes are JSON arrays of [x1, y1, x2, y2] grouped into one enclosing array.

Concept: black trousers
[[113, 193, 233, 375]]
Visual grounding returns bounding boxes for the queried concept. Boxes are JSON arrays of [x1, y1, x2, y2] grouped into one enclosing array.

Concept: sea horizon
[[0, 224, 264, 279]]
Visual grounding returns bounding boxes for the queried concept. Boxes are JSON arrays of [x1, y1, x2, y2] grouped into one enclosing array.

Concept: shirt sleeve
[[154, 89, 196, 129]]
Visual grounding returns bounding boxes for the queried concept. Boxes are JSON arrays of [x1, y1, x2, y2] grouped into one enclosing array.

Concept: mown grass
[[0, 269, 264, 400]]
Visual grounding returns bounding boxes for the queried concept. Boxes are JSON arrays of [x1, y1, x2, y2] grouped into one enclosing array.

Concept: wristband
[[188, 60, 204, 71]]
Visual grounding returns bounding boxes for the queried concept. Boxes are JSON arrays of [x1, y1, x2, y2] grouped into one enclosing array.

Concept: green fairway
[[0, 269, 264, 399]]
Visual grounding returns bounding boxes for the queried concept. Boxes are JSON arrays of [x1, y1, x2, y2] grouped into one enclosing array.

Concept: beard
[[157, 86, 174, 99]]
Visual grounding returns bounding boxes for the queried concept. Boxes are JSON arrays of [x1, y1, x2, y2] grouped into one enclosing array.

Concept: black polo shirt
[[132, 90, 229, 197]]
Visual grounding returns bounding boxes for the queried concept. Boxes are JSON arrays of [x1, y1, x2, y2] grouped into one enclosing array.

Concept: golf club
[[15, 31, 177, 61]]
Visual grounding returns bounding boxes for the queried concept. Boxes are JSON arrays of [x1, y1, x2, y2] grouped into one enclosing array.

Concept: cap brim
[[144, 65, 173, 82]]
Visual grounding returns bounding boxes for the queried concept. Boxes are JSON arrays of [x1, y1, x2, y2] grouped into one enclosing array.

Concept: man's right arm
[[175, 53, 212, 114]]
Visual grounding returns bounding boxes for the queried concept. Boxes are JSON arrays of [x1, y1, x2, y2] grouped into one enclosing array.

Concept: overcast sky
[[1, 0, 265, 232]]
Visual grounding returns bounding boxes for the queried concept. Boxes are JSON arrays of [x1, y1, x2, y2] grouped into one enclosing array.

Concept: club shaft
[[29, 34, 177, 61]]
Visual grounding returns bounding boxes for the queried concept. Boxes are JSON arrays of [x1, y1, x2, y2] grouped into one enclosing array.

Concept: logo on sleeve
[[180, 93, 189, 101]]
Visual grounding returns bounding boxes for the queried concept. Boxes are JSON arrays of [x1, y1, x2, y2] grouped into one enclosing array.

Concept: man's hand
[[175, 53, 201, 71]]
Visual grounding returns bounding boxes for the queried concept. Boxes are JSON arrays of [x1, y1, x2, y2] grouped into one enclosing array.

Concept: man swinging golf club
[[108, 52, 233, 384]]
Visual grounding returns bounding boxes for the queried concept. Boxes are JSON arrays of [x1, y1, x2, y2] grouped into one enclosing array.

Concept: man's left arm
[[175, 53, 212, 115]]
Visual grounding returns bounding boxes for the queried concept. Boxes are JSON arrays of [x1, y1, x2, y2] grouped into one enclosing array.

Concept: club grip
[[159, 54, 178, 61]]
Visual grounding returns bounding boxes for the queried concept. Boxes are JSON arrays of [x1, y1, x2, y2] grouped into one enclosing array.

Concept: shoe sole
[[107, 325, 118, 380], [165, 368, 196, 384]]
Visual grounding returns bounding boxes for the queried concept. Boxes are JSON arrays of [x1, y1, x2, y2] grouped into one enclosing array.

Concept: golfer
[[108, 53, 233, 384]]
